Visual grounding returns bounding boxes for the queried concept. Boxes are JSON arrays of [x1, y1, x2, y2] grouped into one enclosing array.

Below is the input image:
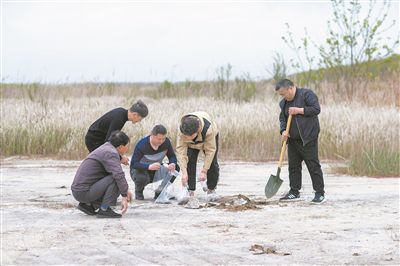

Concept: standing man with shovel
[[275, 79, 325, 203]]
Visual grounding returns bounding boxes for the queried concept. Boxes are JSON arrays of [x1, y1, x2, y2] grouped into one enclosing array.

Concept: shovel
[[265, 114, 293, 198]]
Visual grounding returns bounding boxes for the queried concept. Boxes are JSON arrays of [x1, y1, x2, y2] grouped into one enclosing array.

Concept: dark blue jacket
[[130, 136, 178, 171], [279, 88, 321, 146]]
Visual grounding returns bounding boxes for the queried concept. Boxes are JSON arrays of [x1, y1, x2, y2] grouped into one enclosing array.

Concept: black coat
[[279, 88, 321, 146]]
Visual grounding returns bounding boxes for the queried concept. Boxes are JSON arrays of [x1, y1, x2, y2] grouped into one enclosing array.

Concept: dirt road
[[1, 159, 399, 265]]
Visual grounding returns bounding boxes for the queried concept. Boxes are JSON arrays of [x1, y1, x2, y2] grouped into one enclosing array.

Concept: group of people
[[71, 78, 325, 218]]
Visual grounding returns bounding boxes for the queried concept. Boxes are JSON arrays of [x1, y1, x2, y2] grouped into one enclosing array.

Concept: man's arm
[[102, 151, 129, 197], [303, 89, 321, 117], [202, 130, 217, 171], [130, 144, 150, 170], [166, 140, 178, 165], [279, 109, 287, 135], [176, 133, 189, 186], [176, 133, 188, 170], [165, 139, 179, 172]]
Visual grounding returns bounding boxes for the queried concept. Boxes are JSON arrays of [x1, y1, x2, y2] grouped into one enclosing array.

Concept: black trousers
[[287, 138, 325, 195], [187, 135, 220, 191], [85, 133, 104, 153]]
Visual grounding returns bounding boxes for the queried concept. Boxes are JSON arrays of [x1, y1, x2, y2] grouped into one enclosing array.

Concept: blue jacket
[[130, 136, 178, 171]]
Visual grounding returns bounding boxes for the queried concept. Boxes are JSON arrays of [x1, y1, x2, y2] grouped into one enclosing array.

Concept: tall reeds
[[1, 92, 398, 176]]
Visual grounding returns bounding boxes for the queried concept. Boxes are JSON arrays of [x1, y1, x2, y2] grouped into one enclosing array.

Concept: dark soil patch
[[205, 194, 281, 212]]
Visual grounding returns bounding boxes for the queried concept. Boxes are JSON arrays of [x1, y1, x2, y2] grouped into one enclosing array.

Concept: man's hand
[[120, 156, 129, 166], [121, 196, 129, 214], [181, 170, 188, 186], [126, 191, 133, 202], [148, 162, 161, 171], [167, 163, 176, 172], [199, 170, 207, 181], [282, 131, 290, 142], [288, 107, 304, 115]]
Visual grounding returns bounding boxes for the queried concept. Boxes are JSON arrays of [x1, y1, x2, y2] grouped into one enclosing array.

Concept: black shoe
[[311, 193, 325, 204], [279, 192, 300, 201], [135, 190, 144, 200], [97, 207, 122, 218], [77, 203, 97, 215]]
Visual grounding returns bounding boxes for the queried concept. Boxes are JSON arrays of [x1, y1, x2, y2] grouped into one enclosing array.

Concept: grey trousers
[[130, 167, 173, 193], [72, 175, 120, 209]]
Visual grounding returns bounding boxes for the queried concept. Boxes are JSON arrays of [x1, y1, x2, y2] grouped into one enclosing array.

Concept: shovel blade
[[265, 174, 283, 198]]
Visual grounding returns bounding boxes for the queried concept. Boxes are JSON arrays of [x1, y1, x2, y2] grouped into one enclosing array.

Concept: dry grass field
[[1, 83, 399, 177]]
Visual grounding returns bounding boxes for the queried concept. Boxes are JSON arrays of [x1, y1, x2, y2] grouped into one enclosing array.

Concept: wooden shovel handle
[[278, 115, 292, 168]]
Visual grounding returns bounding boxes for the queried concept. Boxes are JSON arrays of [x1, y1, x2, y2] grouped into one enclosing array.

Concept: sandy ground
[[1, 158, 399, 265]]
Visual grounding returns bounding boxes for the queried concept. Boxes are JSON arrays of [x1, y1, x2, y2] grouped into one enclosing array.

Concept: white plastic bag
[[199, 180, 208, 192], [177, 186, 190, 205], [155, 182, 174, 204]]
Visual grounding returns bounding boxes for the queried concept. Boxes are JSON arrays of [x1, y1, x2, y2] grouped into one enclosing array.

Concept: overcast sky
[[1, 0, 399, 83]]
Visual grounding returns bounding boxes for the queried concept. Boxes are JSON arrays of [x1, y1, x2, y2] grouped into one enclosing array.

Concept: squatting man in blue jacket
[[130, 125, 180, 200], [276, 79, 325, 203]]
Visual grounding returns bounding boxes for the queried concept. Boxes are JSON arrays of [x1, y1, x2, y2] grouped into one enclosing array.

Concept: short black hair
[[275, 79, 294, 91], [109, 130, 130, 147], [151, 124, 167, 136], [180, 115, 200, 136], [129, 100, 148, 118]]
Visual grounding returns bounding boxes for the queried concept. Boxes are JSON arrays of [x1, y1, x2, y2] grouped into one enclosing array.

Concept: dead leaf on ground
[[249, 244, 291, 256]]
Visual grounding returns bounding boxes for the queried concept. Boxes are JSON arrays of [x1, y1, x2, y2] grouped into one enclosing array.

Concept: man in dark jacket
[[130, 125, 179, 200], [276, 79, 325, 203], [85, 100, 148, 164], [72, 131, 132, 218]]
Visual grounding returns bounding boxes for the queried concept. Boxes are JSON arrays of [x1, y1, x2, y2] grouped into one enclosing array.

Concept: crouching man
[[130, 125, 180, 200], [71, 131, 132, 218], [176, 111, 220, 197]]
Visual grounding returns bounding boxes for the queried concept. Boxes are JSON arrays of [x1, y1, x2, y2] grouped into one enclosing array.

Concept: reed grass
[[1, 93, 398, 177]]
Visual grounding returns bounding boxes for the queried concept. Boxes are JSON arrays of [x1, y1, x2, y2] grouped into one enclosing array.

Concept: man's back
[[71, 142, 128, 193], [87, 107, 128, 143]]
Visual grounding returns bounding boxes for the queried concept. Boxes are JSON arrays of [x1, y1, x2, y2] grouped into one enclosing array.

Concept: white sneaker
[[177, 195, 189, 205], [206, 189, 221, 202], [184, 196, 200, 209]]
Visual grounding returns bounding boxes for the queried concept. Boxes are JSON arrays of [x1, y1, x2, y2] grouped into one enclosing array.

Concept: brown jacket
[[176, 111, 218, 170]]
